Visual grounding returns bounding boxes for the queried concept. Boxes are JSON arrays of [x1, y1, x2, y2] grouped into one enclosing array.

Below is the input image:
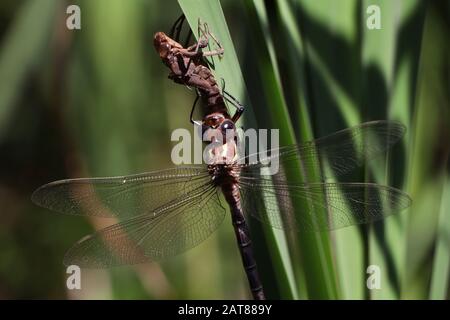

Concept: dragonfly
[[153, 15, 244, 125], [31, 119, 411, 300], [32, 18, 411, 300]]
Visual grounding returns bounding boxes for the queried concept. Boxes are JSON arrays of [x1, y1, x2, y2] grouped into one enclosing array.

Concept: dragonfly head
[[203, 113, 238, 164], [153, 32, 182, 59], [203, 113, 237, 141], [203, 112, 225, 129]]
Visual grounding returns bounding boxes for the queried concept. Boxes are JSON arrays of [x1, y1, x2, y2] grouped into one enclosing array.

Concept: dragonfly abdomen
[[221, 182, 265, 300]]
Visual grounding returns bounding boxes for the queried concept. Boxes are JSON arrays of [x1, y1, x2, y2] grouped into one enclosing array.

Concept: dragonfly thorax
[[208, 163, 240, 187]]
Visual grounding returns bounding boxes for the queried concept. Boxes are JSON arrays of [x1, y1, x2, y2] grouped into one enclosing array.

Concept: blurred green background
[[0, 0, 449, 299]]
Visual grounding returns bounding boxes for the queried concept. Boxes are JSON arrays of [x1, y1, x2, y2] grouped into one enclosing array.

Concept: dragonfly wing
[[32, 166, 212, 219], [63, 185, 225, 267], [240, 179, 411, 232], [239, 120, 406, 180]]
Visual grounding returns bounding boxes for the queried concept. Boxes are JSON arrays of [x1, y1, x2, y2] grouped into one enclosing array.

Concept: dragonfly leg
[[177, 21, 211, 71], [184, 21, 224, 57], [219, 79, 244, 122], [170, 14, 186, 42], [202, 21, 224, 54], [197, 19, 224, 57], [180, 33, 223, 73], [170, 14, 196, 50], [183, 29, 193, 48], [190, 90, 203, 126], [182, 40, 204, 73], [222, 89, 245, 123], [180, 19, 224, 72]]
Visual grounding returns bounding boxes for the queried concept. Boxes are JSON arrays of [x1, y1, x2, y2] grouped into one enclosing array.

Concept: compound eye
[[221, 120, 235, 132], [159, 43, 170, 57]]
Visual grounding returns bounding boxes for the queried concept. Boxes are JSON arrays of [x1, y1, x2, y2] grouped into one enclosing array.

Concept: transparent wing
[[31, 166, 212, 219], [239, 120, 406, 180], [240, 179, 411, 232], [63, 185, 225, 267]]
